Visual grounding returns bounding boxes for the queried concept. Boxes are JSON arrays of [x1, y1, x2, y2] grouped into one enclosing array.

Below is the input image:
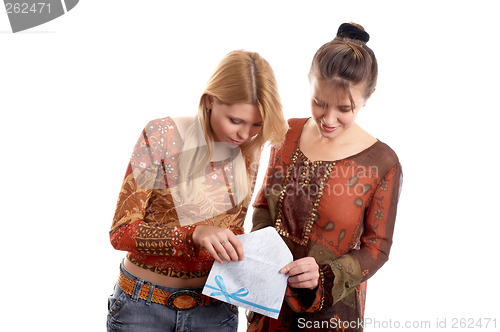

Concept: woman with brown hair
[[107, 50, 287, 332], [249, 23, 403, 331]]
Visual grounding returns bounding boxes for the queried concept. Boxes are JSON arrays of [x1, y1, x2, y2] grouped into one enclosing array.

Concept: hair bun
[[337, 22, 370, 43]]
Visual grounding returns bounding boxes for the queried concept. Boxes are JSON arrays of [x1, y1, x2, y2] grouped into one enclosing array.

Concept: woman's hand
[[280, 257, 320, 289], [192, 225, 244, 264]]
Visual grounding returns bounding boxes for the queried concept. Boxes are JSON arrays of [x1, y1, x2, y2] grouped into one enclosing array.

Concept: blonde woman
[[107, 50, 287, 332]]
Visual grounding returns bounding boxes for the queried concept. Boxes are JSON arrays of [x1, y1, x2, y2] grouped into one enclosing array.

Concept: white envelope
[[202, 227, 293, 319]]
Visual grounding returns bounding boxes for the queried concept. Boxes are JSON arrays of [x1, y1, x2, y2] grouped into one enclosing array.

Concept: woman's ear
[[366, 87, 376, 100], [204, 94, 214, 110]]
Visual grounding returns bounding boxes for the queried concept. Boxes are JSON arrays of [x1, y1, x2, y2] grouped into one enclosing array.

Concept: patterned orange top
[[249, 118, 402, 331], [110, 117, 256, 279]]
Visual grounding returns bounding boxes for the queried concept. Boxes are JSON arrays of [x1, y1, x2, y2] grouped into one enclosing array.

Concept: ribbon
[[205, 275, 280, 314]]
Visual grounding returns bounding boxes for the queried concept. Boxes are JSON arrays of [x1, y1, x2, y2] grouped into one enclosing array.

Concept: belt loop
[[146, 283, 156, 306], [131, 278, 144, 302]]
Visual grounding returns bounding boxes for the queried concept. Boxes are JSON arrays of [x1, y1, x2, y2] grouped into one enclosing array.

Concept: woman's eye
[[230, 118, 241, 124], [314, 100, 326, 108], [340, 109, 352, 113]]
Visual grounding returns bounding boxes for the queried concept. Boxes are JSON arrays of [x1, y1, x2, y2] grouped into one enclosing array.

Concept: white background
[[1, 1, 499, 331]]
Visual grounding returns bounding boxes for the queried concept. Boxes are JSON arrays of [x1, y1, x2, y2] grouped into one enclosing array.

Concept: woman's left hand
[[280, 257, 320, 289]]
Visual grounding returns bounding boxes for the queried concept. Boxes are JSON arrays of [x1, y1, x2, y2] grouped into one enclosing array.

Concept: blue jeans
[[107, 263, 238, 332]]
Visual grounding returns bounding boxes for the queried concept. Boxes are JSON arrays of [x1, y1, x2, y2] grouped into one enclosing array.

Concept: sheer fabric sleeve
[[109, 119, 199, 258]]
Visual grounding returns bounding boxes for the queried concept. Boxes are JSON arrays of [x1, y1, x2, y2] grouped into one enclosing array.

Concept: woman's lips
[[230, 139, 243, 145], [321, 123, 337, 132]]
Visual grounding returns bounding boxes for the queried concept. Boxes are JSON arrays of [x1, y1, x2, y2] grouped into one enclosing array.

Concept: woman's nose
[[238, 128, 250, 140], [323, 110, 338, 125]]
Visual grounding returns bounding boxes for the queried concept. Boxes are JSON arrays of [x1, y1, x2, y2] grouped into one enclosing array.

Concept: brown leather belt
[[118, 270, 217, 310]]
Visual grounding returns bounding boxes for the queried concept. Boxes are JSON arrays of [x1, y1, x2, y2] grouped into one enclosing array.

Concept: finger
[[280, 260, 301, 274], [203, 242, 224, 264], [280, 262, 305, 274], [288, 271, 320, 289], [220, 240, 239, 262], [226, 234, 244, 261], [288, 271, 317, 284], [288, 276, 319, 289], [200, 236, 231, 263], [288, 278, 319, 289], [284, 257, 318, 275], [287, 264, 311, 277], [215, 241, 233, 262], [280, 257, 307, 274]]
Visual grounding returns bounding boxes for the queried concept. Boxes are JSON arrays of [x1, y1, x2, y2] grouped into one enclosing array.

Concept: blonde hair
[[179, 50, 287, 206]]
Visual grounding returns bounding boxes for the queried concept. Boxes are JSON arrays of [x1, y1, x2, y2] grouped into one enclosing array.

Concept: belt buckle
[[166, 290, 201, 311]]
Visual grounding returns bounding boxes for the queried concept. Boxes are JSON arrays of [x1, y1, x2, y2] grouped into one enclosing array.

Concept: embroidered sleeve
[[284, 263, 335, 313], [325, 163, 403, 306], [110, 118, 263, 258], [109, 118, 199, 257], [350, 163, 402, 282], [251, 207, 273, 231], [171, 225, 199, 257]]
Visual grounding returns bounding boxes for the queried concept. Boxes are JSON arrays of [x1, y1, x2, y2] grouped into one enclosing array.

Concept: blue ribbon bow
[[205, 275, 280, 314]]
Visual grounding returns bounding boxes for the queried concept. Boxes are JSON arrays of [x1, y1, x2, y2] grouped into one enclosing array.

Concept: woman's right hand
[[192, 225, 244, 264], [279, 257, 320, 289]]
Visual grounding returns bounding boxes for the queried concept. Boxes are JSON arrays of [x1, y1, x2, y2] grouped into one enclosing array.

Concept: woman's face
[[205, 95, 263, 146], [309, 75, 366, 140]]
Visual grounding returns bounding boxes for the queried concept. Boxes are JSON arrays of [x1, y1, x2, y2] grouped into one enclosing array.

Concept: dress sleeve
[[287, 162, 403, 312], [109, 119, 199, 258]]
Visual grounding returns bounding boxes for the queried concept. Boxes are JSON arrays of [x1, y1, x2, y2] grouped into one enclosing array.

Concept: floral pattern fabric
[[110, 117, 255, 279], [248, 118, 402, 331]]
